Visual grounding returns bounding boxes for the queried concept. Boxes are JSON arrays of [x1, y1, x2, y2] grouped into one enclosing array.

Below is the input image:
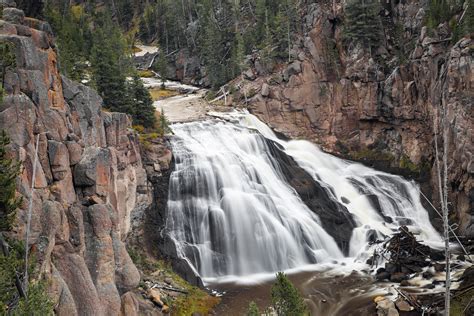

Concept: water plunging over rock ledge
[[160, 111, 444, 284]]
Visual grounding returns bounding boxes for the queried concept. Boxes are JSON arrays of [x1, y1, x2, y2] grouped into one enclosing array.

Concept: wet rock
[[266, 139, 356, 254], [375, 297, 399, 316], [434, 263, 445, 272], [376, 271, 391, 281], [422, 270, 434, 279], [390, 272, 408, 283], [395, 298, 413, 312], [459, 266, 474, 290], [399, 280, 411, 286]]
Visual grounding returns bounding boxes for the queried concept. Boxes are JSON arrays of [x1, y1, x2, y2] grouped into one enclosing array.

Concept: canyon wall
[[0, 3, 157, 315], [241, 0, 473, 238]]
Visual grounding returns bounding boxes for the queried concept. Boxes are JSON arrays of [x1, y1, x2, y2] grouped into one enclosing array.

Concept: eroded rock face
[[241, 1, 473, 237], [1, 8, 147, 315]]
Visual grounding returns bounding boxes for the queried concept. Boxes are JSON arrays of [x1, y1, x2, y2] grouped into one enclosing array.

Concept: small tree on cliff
[[0, 130, 53, 314], [271, 272, 307, 316], [343, 0, 383, 54], [0, 130, 21, 232], [0, 42, 16, 104]]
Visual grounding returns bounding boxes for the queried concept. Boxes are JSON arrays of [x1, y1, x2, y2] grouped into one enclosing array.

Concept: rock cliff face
[[0, 4, 153, 315], [241, 1, 473, 238]]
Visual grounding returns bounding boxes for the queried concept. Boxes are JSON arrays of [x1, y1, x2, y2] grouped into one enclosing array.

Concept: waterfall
[[165, 112, 442, 281]]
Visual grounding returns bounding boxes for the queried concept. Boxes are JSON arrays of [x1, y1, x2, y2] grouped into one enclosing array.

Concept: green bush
[[271, 272, 307, 316]]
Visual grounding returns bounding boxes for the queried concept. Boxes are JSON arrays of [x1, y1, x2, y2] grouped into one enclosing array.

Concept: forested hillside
[[19, 0, 302, 89]]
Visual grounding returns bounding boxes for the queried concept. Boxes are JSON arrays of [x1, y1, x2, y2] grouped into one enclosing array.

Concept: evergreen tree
[[426, 0, 453, 29], [0, 130, 22, 232], [154, 51, 169, 79], [139, 4, 158, 43], [90, 19, 131, 113], [16, 0, 44, 18], [0, 239, 54, 315], [0, 42, 16, 103], [273, 8, 289, 59], [158, 108, 171, 136], [344, 0, 383, 53], [129, 75, 156, 128], [247, 301, 260, 316], [271, 272, 307, 316], [200, 2, 227, 88], [464, 0, 474, 35]]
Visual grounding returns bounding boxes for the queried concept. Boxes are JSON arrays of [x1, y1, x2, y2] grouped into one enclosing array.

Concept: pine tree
[[273, 8, 289, 59], [90, 21, 131, 113], [271, 272, 307, 316], [129, 75, 156, 129], [246, 301, 260, 316], [0, 130, 22, 232], [464, 0, 474, 35], [0, 42, 16, 103], [200, 2, 227, 88], [426, 0, 452, 29], [158, 108, 171, 136], [344, 0, 383, 53], [154, 51, 169, 79]]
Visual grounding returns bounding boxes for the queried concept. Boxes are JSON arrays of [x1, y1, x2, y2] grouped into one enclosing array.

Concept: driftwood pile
[[373, 226, 445, 283]]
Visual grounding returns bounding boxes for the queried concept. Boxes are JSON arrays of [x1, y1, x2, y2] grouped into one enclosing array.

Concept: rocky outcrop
[[240, 1, 473, 238], [0, 4, 150, 315]]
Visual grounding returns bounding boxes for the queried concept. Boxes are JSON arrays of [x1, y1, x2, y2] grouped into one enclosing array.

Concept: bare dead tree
[[434, 102, 451, 316]]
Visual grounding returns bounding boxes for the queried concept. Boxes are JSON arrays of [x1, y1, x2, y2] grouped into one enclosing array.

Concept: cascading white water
[[166, 112, 442, 281]]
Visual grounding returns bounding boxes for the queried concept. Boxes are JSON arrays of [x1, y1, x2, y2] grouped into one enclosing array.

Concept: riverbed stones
[[374, 297, 399, 316]]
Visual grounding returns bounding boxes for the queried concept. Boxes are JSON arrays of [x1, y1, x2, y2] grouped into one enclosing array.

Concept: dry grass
[[149, 88, 180, 101], [127, 246, 220, 316], [132, 46, 142, 54], [138, 69, 155, 78]]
